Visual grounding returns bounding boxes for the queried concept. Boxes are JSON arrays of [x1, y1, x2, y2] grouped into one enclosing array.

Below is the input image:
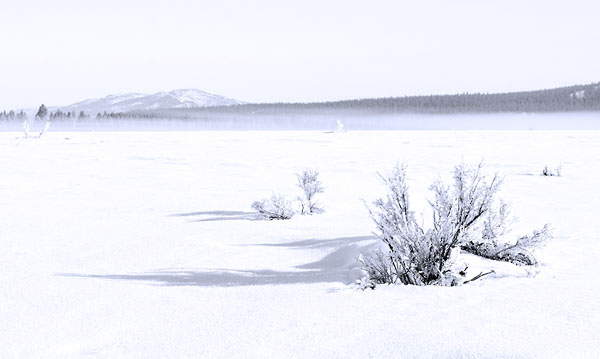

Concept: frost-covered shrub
[[23, 118, 50, 139], [252, 194, 295, 220], [252, 169, 325, 219], [296, 168, 324, 215], [23, 119, 31, 138], [366, 163, 490, 286], [359, 251, 396, 285], [355, 274, 376, 290], [365, 162, 550, 287], [462, 224, 551, 266], [38, 120, 51, 138], [542, 165, 562, 177]]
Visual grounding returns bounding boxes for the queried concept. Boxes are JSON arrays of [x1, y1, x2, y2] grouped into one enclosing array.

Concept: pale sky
[[1, 0, 599, 109]]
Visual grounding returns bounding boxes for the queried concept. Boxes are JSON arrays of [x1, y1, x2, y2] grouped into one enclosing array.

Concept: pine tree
[[35, 104, 48, 121]]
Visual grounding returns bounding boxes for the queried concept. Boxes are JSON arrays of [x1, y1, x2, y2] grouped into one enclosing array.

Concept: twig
[[464, 270, 495, 284]]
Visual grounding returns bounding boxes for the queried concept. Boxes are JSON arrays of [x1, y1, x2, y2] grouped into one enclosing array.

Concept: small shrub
[[542, 164, 562, 176], [252, 194, 295, 220], [253, 169, 325, 219], [23, 119, 50, 139], [359, 251, 396, 285], [23, 120, 30, 138], [38, 120, 51, 138], [354, 275, 376, 290], [296, 169, 324, 215], [462, 224, 551, 266]]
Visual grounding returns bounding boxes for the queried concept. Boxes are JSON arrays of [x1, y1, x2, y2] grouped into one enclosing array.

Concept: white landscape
[[1, 126, 599, 358], [3, 1, 600, 357]]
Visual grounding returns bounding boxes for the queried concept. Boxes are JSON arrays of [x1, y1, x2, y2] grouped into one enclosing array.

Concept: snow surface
[[1, 130, 599, 358]]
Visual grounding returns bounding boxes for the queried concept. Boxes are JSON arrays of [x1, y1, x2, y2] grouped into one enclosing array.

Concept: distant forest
[[2, 82, 600, 122], [124, 82, 600, 120]]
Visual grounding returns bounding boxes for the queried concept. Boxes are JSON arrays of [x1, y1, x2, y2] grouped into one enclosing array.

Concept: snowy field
[[1, 129, 600, 358]]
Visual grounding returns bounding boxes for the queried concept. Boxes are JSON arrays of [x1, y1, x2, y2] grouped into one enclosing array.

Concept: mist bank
[[1, 112, 599, 131]]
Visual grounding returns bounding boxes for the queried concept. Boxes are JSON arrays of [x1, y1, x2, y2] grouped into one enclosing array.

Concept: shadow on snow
[[170, 210, 261, 222], [246, 235, 375, 249], [58, 236, 379, 287]]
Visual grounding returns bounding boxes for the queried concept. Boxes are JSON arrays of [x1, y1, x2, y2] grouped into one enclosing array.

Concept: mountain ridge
[[51, 89, 243, 115]]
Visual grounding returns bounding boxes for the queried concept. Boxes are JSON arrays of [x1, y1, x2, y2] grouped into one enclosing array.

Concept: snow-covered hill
[[54, 89, 242, 115]]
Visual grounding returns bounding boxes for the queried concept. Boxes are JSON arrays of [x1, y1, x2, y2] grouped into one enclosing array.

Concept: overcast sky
[[1, 0, 599, 109]]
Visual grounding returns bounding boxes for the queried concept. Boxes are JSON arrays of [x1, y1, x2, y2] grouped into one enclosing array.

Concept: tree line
[[0, 104, 90, 121], [125, 81, 600, 120], [0, 110, 27, 121], [2, 82, 599, 122]]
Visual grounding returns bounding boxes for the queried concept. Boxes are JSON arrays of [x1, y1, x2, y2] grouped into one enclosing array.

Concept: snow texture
[[1, 128, 599, 358]]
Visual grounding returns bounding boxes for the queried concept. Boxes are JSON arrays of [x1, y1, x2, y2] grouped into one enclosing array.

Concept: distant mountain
[[53, 89, 242, 115]]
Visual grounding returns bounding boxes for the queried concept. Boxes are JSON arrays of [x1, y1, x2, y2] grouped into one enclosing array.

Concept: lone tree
[[297, 169, 324, 214], [35, 104, 48, 121]]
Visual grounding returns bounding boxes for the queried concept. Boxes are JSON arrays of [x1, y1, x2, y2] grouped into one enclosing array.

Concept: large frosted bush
[[365, 162, 550, 286]]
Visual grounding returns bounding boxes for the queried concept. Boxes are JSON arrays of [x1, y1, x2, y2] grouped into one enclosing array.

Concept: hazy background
[[1, 0, 599, 109]]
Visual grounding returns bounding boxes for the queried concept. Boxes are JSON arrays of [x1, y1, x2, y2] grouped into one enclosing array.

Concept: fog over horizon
[[3, 113, 599, 132], [1, 0, 599, 109]]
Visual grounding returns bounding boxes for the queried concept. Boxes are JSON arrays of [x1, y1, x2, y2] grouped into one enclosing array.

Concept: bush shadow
[[170, 210, 261, 222], [58, 236, 379, 287]]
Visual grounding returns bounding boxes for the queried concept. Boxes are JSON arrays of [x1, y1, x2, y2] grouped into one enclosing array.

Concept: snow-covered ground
[[1, 129, 599, 358]]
